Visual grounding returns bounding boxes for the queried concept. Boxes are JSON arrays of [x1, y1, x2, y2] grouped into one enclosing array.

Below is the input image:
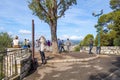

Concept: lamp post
[[92, 9, 103, 54]]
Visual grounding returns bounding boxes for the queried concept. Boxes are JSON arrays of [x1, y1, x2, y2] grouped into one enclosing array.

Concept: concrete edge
[[38, 55, 99, 63]]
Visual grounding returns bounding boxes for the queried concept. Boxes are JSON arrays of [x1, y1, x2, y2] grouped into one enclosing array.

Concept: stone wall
[[80, 46, 120, 55], [4, 48, 32, 80], [16, 53, 32, 80]]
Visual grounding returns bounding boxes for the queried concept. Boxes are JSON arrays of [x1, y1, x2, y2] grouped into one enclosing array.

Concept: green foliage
[[110, 0, 120, 10], [113, 11, 120, 34], [74, 45, 80, 51], [114, 38, 120, 46], [75, 34, 94, 51], [95, 31, 109, 46], [0, 55, 4, 79], [81, 34, 94, 46], [108, 30, 116, 45], [98, 13, 113, 25], [95, 29, 117, 46], [96, 0, 120, 46], [28, 0, 77, 24], [0, 32, 12, 51], [79, 40, 84, 46]]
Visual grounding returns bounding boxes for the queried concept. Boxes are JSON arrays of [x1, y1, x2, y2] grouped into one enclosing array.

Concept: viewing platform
[[24, 50, 120, 80], [0, 46, 120, 80]]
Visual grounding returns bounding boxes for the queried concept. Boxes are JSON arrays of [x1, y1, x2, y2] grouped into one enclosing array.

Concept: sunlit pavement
[[23, 52, 120, 80]]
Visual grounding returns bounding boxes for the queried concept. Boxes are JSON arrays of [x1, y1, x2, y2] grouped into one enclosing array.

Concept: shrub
[[74, 46, 80, 51]]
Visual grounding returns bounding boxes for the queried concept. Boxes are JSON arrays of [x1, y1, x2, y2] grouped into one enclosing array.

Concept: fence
[[0, 48, 31, 80]]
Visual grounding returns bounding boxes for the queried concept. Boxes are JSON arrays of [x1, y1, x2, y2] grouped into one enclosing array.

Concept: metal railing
[[0, 48, 30, 80]]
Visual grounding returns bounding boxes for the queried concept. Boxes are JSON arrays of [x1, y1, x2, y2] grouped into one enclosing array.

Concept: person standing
[[89, 39, 93, 54], [39, 36, 47, 64], [61, 40, 65, 52], [27, 39, 31, 48], [58, 38, 62, 53], [96, 44, 101, 54], [66, 38, 71, 53], [35, 39, 39, 47], [47, 40, 51, 51]]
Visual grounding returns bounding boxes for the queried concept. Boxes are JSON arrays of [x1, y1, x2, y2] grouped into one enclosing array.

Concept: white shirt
[[39, 38, 46, 51], [13, 39, 19, 45]]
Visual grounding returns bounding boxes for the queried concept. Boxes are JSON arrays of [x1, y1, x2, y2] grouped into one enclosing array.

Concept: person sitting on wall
[[23, 39, 28, 49], [13, 36, 20, 48]]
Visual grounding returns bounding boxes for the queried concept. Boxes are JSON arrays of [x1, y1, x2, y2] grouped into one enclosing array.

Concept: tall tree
[[28, 0, 77, 54]]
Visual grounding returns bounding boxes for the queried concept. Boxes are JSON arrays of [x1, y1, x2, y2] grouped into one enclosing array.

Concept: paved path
[[23, 52, 120, 80]]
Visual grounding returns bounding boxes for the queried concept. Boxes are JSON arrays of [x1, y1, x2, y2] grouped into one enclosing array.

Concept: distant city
[[69, 40, 80, 45]]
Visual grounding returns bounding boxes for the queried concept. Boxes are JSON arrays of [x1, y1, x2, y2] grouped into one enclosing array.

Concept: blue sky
[[0, 0, 112, 41]]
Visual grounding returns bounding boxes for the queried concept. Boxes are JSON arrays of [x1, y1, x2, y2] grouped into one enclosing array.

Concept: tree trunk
[[50, 20, 58, 54]]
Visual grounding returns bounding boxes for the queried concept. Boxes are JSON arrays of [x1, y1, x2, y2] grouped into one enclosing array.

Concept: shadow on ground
[[25, 58, 39, 77], [46, 56, 54, 60], [89, 57, 120, 80]]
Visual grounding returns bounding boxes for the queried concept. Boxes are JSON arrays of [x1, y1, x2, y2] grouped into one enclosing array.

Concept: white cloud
[[60, 35, 83, 40], [60, 35, 70, 39], [19, 29, 31, 35], [70, 35, 83, 40]]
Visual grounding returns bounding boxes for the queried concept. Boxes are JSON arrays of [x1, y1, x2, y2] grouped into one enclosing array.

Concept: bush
[[0, 32, 12, 52], [74, 46, 80, 51], [114, 38, 120, 46]]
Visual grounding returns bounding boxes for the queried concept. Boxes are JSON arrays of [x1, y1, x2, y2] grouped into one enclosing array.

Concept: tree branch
[[36, 0, 50, 17], [57, 0, 64, 8], [57, 0, 66, 18], [57, 8, 66, 18]]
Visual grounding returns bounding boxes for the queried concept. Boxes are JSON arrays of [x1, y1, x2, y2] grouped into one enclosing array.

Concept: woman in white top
[[13, 36, 20, 48], [39, 36, 47, 64]]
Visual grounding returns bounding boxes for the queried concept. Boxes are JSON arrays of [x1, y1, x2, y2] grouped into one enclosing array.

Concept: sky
[[0, 0, 112, 41]]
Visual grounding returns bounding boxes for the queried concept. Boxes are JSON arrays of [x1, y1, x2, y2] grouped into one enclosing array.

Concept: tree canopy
[[28, 0, 77, 24], [110, 0, 120, 11], [95, 0, 120, 46]]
